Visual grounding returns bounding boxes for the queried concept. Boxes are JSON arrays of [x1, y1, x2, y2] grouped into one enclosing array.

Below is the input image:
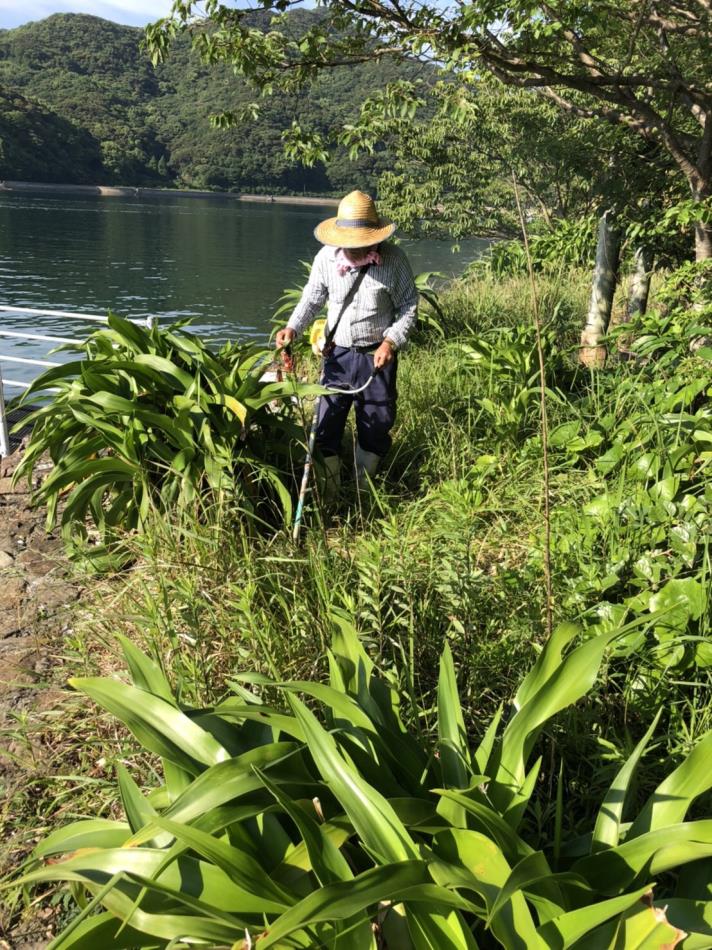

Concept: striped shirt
[[286, 242, 418, 350]]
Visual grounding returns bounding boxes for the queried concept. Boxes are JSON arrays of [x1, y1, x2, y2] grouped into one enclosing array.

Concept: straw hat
[[314, 191, 396, 248]]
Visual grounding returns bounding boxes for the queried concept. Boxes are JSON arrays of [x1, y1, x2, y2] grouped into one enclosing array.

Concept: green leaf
[[512, 623, 580, 712], [257, 861, 470, 949], [256, 768, 377, 949], [437, 642, 470, 790], [597, 893, 686, 949], [473, 704, 503, 776], [116, 635, 175, 705], [649, 578, 706, 631], [592, 710, 663, 852], [572, 821, 712, 894], [432, 828, 544, 948], [405, 907, 480, 949], [47, 911, 152, 949], [630, 731, 712, 836], [32, 819, 131, 860], [149, 815, 295, 908], [288, 694, 418, 863], [255, 766, 354, 886], [495, 627, 622, 809], [116, 764, 158, 835], [70, 677, 229, 774], [158, 742, 304, 826], [433, 789, 533, 863], [659, 899, 712, 949], [537, 886, 652, 948], [486, 850, 558, 925], [15, 846, 267, 917]]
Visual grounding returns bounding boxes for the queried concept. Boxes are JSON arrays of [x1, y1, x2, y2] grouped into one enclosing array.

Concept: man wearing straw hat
[[276, 190, 418, 498]]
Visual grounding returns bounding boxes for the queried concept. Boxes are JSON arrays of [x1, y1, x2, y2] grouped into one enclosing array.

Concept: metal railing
[[0, 305, 157, 457]]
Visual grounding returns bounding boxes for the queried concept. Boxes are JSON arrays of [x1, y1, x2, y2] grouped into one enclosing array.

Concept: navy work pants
[[315, 345, 398, 458]]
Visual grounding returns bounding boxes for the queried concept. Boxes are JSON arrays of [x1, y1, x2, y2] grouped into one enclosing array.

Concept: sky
[[0, 0, 173, 29]]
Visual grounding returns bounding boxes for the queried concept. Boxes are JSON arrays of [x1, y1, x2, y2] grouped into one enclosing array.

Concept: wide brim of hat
[[314, 217, 396, 248]]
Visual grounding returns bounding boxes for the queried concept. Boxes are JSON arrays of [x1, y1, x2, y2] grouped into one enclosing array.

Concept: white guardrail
[[0, 305, 157, 457]]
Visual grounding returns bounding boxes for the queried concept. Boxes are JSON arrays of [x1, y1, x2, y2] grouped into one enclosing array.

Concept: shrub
[[12, 315, 320, 568], [11, 620, 712, 948]]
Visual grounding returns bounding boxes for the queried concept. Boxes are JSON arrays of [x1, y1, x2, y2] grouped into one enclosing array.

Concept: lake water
[[0, 192, 487, 387]]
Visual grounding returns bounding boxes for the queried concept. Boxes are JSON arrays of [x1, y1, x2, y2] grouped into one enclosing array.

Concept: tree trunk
[[693, 129, 711, 261], [580, 210, 621, 368], [694, 214, 712, 262], [627, 246, 654, 318]]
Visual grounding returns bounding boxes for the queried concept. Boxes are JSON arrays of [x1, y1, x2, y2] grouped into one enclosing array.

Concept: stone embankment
[[0, 180, 339, 206], [0, 443, 81, 949], [0, 441, 78, 661]]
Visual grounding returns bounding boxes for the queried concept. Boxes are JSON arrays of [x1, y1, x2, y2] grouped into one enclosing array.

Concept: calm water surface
[[0, 193, 487, 386]]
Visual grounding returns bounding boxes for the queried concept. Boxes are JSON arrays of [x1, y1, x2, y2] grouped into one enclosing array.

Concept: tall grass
[[4, 266, 711, 942]]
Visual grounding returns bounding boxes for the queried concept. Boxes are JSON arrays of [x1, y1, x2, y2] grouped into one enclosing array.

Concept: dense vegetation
[[4, 263, 712, 946], [0, 12, 419, 192], [2, 1, 712, 946]]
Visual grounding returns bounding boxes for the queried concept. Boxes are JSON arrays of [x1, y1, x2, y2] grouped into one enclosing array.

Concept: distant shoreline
[[0, 181, 339, 206]]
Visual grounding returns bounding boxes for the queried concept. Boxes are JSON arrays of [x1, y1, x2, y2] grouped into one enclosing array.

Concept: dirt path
[[0, 446, 81, 949]]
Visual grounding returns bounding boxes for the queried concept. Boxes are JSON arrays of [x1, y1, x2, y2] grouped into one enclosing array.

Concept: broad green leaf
[[15, 846, 271, 916], [486, 851, 556, 925], [433, 828, 544, 947], [512, 623, 580, 712], [130, 352, 194, 389], [495, 626, 622, 808], [437, 643, 470, 790], [649, 578, 707, 631], [116, 764, 158, 836], [589, 893, 687, 949], [329, 609, 375, 693], [209, 392, 248, 423], [288, 694, 418, 863], [257, 861, 470, 949], [473, 704, 503, 776], [149, 815, 295, 908], [255, 769, 377, 949], [157, 742, 305, 826], [433, 789, 534, 863], [214, 700, 304, 740], [405, 906, 480, 949], [592, 710, 662, 852], [48, 911, 152, 949], [70, 677, 229, 774], [660, 899, 712, 950], [14, 359, 88, 401], [630, 731, 712, 836], [572, 821, 712, 894], [255, 767, 354, 885], [116, 635, 175, 705], [537, 886, 652, 948], [32, 819, 131, 860]]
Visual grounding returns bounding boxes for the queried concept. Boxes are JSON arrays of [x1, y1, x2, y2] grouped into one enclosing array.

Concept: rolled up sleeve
[[384, 254, 418, 350]]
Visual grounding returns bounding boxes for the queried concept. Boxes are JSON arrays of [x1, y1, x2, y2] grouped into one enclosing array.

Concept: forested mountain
[[0, 13, 421, 192]]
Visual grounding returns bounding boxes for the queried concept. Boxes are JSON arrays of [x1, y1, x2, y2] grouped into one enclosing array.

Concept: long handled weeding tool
[[289, 263, 377, 543], [291, 364, 378, 543]]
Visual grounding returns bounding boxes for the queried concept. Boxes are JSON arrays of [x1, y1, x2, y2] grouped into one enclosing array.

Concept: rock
[[0, 550, 14, 569], [0, 610, 21, 639], [0, 476, 29, 496], [0, 446, 24, 477], [0, 577, 26, 610], [26, 578, 78, 611], [15, 550, 58, 578]]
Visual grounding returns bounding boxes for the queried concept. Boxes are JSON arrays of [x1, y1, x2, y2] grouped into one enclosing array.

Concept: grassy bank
[[3, 267, 712, 945]]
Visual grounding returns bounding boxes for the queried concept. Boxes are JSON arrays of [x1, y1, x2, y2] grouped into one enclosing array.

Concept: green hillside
[[0, 13, 417, 192]]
